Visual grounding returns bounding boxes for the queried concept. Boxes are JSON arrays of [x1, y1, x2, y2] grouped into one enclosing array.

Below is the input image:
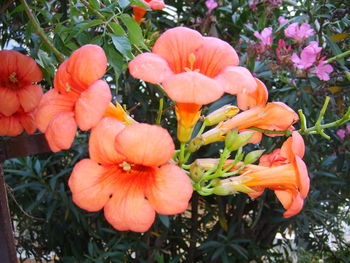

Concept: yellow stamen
[[120, 161, 132, 171], [8, 72, 18, 83]]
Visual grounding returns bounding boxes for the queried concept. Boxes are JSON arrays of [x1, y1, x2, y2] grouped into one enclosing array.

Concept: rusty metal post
[[0, 133, 50, 263]]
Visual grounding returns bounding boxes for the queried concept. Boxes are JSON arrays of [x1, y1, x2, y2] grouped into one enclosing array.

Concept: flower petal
[[129, 53, 173, 84], [0, 86, 20, 116], [295, 156, 309, 199], [104, 176, 155, 232], [89, 117, 126, 165], [19, 111, 36, 134], [115, 123, 174, 167], [194, 37, 239, 77], [67, 44, 107, 87], [69, 159, 117, 211], [215, 66, 256, 95], [276, 191, 304, 218], [280, 131, 305, 162], [75, 80, 111, 131], [0, 115, 23, 136], [146, 164, 193, 214], [17, 84, 43, 113], [45, 112, 77, 152], [163, 71, 223, 105], [153, 27, 203, 73], [35, 89, 76, 132]]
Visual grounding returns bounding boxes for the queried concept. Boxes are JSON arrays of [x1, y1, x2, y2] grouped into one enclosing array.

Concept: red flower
[[0, 50, 43, 117], [0, 107, 36, 136], [69, 118, 193, 232]]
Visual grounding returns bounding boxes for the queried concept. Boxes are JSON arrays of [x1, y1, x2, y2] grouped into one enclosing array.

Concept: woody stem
[[20, 0, 65, 62]]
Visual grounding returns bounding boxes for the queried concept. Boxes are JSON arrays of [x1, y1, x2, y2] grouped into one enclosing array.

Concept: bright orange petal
[[45, 112, 77, 152], [89, 117, 126, 165], [35, 90, 76, 133], [0, 115, 23, 136], [281, 131, 305, 162], [153, 27, 203, 73], [163, 71, 223, 104], [295, 156, 309, 199], [17, 84, 43, 113], [128, 53, 173, 84], [69, 159, 117, 211], [0, 86, 20, 116], [280, 191, 304, 218], [115, 123, 174, 167], [67, 44, 107, 88], [194, 37, 239, 77], [104, 176, 155, 232], [75, 80, 111, 131], [146, 164, 193, 214]]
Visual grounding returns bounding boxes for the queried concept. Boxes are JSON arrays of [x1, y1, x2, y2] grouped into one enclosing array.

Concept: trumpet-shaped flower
[[129, 27, 258, 141], [0, 107, 36, 137], [132, 0, 165, 23], [36, 45, 111, 152], [69, 118, 193, 232], [0, 50, 43, 117]]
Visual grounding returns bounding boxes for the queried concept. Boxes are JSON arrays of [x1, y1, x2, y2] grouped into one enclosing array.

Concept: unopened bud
[[188, 137, 204, 152], [213, 185, 237, 196], [193, 159, 220, 170], [244, 150, 265, 164], [190, 163, 206, 182], [220, 176, 255, 194], [204, 105, 240, 126], [226, 131, 255, 151], [225, 129, 238, 149]]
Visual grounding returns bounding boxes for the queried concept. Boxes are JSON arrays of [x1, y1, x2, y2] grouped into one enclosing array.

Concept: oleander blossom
[[205, 0, 218, 12], [0, 50, 43, 117], [36, 44, 111, 152], [291, 41, 322, 69], [68, 118, 193, 232], [254, 27, 273, 48], [314, 60, 333, 81], [284, 23, 314, 41]]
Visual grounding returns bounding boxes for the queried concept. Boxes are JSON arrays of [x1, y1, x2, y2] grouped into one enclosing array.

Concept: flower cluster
[[253, 20, 334, 81]]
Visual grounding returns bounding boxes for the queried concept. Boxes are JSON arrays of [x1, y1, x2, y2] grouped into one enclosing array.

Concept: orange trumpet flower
[[0, 50, 43, 117], [36, 45, 111, 152], [0, 107, 36, 137], [129, 27, 258, 141], [132, 0, 165, 23], [69, 118, 193, 232]]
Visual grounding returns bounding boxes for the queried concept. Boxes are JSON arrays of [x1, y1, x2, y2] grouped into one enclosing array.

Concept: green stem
[[21, 0, 65, 62], [196, 122, 207, 137], [156, 98, 164, 125], [179, 142, 186, 166], [247, 127, 292, 136], [315, 96, 330, 127], [298, 109, 307, 131], [327, 50, 350, 63]]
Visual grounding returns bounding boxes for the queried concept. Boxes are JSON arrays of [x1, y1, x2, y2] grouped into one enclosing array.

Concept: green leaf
[[110, 34, 132, 59], [119, 14, 146, 47], [325, 35, 345, 66]]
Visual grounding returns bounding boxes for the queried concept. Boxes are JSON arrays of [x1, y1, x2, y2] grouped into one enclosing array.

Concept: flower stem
[[21, 0, 65, 62], [156, 98, 164, 125], [327, 50, 350, 63]]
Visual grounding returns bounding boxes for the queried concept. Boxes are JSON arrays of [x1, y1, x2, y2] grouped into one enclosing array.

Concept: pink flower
[[249, 0, 257, 11], [291, 41, 321, 69], [347, 125, 350, 134], [337, 129, 346, 140], [254, 27, 273, 48], [314, 61, 333, 81], [205, 0, 218, 11], [284, 23, 314, 41], [269, 0, 282, 6], [278, 16, 289, 25]]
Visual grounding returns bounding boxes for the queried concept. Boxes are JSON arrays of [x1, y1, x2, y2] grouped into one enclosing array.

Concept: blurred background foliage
[[1, 0, 349, 262]]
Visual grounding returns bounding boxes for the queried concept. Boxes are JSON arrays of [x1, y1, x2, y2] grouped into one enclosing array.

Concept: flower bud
[[204, 105, 240, 126], [188, 137, 204, 152], [212, 185, 237, 196], [225, 129, 238, 149], [190, 162, 206, 182], [244, 150, 265, 164], [202, 128, 226, 145], [220, 176, 255, 194], [226, 131, 255, 151]]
